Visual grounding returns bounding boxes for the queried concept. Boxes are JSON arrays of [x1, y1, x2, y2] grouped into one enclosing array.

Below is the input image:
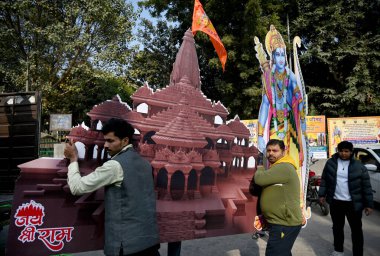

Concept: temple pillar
[[85, 144, 95, 161], [153, 168, 158, 186], [212, 168, 218, 193], [243, 156, 248, 169], [194, 171, 202, 199], [164, 173, 173, 200], [182, 173, 189, 200], [152, 168, 158, 200], [196, 171, 201, 191], [228, 140, 233, 150], [103, 146, 108, 160], [227, 161, 232, 176], [96, 145, 103, 163], [90, 120, 97, 130]]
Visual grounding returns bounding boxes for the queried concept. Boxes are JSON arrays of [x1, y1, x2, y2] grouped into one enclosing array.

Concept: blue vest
[[104, 148, 159, 255]]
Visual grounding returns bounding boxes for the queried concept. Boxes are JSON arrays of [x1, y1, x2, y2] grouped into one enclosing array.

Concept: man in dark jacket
[[319, 141, 373, 256], [65, 118, 160, 256]]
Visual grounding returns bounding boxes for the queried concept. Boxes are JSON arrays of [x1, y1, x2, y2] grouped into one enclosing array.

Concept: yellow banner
[[242, 116, 327, 158], [306, 116, 325, 133], [327, 116, 380, 156], [306, 115, 327, 159], [241, 119, 258, 148]]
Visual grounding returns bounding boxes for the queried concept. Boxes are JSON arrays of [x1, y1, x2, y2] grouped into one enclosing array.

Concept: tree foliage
[[136, 0, 380, 118], [42, 68, 135, 131], [293, 0, 380, 116], [127, 18, 178, 89], [0, 0, 138, 125]]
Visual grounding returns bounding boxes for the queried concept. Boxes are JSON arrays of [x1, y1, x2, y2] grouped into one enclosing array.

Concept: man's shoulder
[[322, 158, 337, 171], [102, 159, 121, 168], [325, 156, 337, 165], [273, 161, 295, 171], [115, 147, 137, 157], [351, 159, 365, 169], [276, 161, 294, 167]]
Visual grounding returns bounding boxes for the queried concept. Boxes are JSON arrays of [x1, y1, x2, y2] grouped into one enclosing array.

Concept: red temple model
[[6, 30, 259, 256]]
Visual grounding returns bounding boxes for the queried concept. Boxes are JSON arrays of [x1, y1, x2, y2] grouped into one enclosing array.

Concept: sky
[[129, 1, 178, 50], [129, 0, 159, 49], [131, 0, 157, 25]]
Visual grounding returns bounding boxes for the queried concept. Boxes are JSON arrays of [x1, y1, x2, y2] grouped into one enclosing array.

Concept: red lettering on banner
[[14, 200, 74, 252], [14, 200, 45, 227], [18, 226, 37, 243], [37, 227, 74, 252]]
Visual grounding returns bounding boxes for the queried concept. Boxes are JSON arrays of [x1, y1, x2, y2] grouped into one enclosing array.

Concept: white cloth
[[67, 144, 132, 195], [334, 159, 352, 201]]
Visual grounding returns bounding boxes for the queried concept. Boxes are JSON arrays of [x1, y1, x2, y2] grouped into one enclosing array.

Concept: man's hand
[[319, 197, 326, 205], [364, 208, 373, 216], [64, 140, 78, 163]]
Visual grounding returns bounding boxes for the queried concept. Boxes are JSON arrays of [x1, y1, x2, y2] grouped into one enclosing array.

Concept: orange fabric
[[191, 0, 227, 71]]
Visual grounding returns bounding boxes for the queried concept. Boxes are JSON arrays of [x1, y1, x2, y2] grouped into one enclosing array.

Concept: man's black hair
[[266, 139, 285, 151], [337, 141, 353, 152], [101, 118, 134, 142]]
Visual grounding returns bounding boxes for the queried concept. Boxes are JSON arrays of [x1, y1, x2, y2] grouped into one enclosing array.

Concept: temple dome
[[87, 95, 131, 122], [227, 115, 251, 138], [170, 29, 201, 90]]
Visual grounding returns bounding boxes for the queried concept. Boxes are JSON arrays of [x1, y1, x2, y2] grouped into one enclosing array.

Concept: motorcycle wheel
[[320, 202, 329, 216]]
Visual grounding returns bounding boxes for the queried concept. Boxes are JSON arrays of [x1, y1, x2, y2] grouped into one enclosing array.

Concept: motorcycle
[[306, 170, 329, 216]]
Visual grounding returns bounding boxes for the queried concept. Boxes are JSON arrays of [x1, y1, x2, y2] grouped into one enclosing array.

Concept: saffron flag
[[192, 0, 227, 71]]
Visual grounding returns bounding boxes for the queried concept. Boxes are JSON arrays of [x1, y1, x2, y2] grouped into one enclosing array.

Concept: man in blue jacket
[[319, 141, 373, 256]]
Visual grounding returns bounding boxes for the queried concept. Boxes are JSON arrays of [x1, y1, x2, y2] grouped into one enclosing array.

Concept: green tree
[[137, 0, 296, 119], [128, 18, 178, 89], [0, 0, 139, 125], [292, 0, 380, 116], [137, 0, 380, 118], [43, 67, 135, 131], [0, 0, 137, 92]]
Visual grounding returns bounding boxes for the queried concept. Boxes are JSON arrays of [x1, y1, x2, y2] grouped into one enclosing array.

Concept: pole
[[287, 14, 292, 71], [26, 55, 29, 92]]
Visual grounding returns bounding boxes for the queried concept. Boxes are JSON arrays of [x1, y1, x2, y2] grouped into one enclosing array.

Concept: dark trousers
[[266, 224, 301, 256], [168, 241, 182, 256], [330, 199, 363, 256], [112, 244, 161, 256]]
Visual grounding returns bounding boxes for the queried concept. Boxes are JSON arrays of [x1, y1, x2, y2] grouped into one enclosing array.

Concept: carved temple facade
[[67, 30, 258, 201]]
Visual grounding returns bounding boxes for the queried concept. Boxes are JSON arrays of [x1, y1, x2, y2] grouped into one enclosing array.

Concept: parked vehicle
[[306, 170, 329, 215], [353, 144, 380, 203]]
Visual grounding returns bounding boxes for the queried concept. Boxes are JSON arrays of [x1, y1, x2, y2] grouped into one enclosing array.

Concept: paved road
[[65, 203, 380, 256]]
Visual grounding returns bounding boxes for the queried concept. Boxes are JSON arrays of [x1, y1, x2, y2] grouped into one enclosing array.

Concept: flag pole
[[287, 14, 292, 72]]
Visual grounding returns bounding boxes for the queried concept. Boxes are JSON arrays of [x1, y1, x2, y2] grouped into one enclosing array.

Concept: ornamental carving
[[168, 149, 190, 164]]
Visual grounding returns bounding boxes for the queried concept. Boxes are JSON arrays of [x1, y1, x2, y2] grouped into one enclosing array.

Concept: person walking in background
[[64, 118, 160, 256], [254, 139, 303, 256], [319, 141, 373, 256]]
